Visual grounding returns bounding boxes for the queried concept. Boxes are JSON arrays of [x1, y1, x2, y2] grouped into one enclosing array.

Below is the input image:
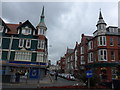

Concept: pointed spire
[[96, 9, 107, 26], [40, 6, 45, 23], [41, 6, 44, 18], [37, 6, 47, 29], [99, 9, 103, 19]]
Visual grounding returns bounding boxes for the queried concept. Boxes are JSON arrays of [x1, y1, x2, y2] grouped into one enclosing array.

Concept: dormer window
[[0, 25, 4, 32], [22, 26, 31, 35], [5, 28, 8, 33], [0, 37, 2, 47]]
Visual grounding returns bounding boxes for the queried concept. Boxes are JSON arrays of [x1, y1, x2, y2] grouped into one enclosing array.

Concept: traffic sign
[[86, 70, 92, 78], [29, 68, 39, 79]]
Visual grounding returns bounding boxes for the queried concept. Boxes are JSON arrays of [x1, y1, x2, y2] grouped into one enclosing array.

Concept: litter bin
[[113, 80, 120, 90]]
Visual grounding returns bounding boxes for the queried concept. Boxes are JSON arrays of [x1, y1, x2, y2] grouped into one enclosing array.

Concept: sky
[[1, 0, 118, 65]]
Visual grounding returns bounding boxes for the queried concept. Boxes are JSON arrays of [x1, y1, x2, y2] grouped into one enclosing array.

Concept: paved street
[[2, 74, 81, 88], [1, 74, 112, 90]]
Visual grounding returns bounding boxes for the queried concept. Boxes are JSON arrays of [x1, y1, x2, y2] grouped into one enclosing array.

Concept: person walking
[[55, 71, 58, 80]]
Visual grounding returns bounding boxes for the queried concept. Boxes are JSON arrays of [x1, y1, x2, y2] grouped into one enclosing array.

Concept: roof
[[6, 23, 20, 34], [67, 48, 74, 54]]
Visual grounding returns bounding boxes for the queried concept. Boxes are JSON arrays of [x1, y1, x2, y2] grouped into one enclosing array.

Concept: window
[[22, 27, 31, 35], [98, 36, 106, 46], [81, 56, 85, 64], [0, 50, 2, 60], [88, 41, 93, 50], [19, 39, 24, 48], [110, 37, 114, 46], [81, 46, 84, 54], [5, 28, 8, 33], [88, 52, 93, 62], [0, 25, 4, 32], [111, 51, 115, 61], [37, 40, 45, 49], [98, 49, 107, 61], [15, 51, 31, 61], [118, 38, 120, 47], [0, 37, 2, 47], [36, 52, 44, 62], [118, 51, 120, 60], [38, 28, 45, 35], [26, 39, 31, 48]]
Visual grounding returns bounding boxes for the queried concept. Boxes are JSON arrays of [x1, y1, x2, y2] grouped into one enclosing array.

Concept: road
[[2, 75, 111, 90], [2, 75, 82, 88]]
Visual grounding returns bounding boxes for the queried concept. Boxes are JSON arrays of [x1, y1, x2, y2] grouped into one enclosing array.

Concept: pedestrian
[[55, 71, 58, 80], [10, 69, 15, 83], [15, 71, 20, 83]]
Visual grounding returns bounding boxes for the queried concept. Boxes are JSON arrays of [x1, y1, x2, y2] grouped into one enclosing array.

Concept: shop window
[[15, 51, 31, 61], [36, 52, 44, 62]]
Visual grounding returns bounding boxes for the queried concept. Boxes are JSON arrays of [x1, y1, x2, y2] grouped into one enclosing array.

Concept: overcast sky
[[1, 1, 118, 64]]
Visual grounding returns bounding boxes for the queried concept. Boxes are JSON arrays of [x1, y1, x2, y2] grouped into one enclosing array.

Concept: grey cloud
[[2, 2, 117, 64]]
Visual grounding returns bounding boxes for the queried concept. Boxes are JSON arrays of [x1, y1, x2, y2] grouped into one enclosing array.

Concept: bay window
[[98, 49, 107, 61], [98, 36, 106, 46], [15, 51, 31, 61]]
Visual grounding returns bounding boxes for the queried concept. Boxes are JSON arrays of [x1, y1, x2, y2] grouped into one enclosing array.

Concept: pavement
[[2, 74, 53, 88]]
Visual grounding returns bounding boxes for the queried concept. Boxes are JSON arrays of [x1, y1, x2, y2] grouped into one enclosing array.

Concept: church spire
[[40, 6, 44, 22], [96, 9, 107, 30], [99, 9, 103, 19], [37, 6, 47, 29]]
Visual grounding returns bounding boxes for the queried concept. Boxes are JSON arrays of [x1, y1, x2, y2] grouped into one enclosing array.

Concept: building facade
[[58, 10, 120, 82], [0, 7, 48, 79]]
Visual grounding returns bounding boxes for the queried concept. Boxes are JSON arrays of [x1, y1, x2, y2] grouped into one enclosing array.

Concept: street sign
[[29, 68, 39, 79], [86, 70, 92, 78]]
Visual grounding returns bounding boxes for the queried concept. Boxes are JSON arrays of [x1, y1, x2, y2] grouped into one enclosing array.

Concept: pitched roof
[[17, 20, 35, 30], [67, 48, 74, 54], [6, 23, 20, 34]]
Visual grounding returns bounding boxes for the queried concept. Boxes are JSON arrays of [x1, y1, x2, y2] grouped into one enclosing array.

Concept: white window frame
[[81, 56, 85, 64], [88, 41, 93, 50], [0, 25, 4, 32], [36, 52, 44, 62], [111, 51, 115, 61], [5, 28, 8, 33], [110, 37, 114, 46], [15, 51, 31, 61], [98, 49, 107, 61], [98, 36, 106, 46], [88, 52, 93, 63], [19, 39, 24, 48], [26, 39, 31, 48], [81, 46, 84, 54], [22, 27, 31, 35], [0, 37, 2, 47], [37, 40, 45, 49]]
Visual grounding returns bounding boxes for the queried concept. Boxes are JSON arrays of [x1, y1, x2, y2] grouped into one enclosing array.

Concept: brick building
[[58, 10, 120, 82]]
